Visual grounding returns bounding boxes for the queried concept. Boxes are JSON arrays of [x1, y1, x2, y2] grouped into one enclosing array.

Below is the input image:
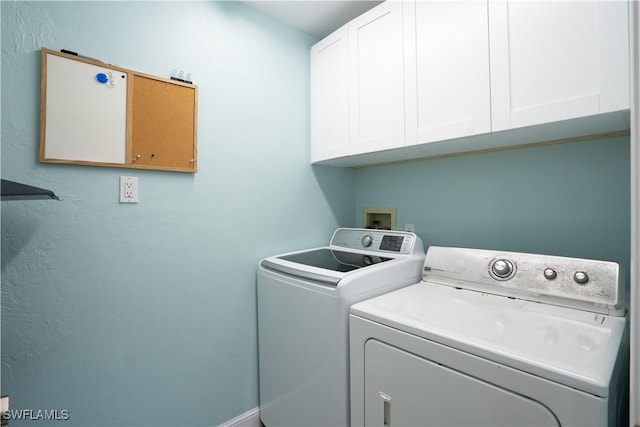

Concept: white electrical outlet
[[119, 176, 139, 203], [404, 224, 415, 232]]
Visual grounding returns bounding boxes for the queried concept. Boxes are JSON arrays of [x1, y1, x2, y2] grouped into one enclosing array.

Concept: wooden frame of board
[[40, 48, 198, 173]]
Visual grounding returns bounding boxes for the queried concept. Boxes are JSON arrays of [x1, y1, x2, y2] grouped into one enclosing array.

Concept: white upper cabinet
[[349, 1, 406, 154], [310, 0, 630, 166], [310, 26, 350, 162], [489, 0, 630, 131], [404, 0, 491, 146]]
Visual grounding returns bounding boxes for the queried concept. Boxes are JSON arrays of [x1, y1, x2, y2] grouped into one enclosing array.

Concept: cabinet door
[[349, 1, 406, 154], [405, 0, 491, 146], [489, 0, 630, 132], [310, 26, 350, 163]]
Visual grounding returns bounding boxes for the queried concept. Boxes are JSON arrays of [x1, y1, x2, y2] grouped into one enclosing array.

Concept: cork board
[[130, 74, 197, 172], [40, 50, 128, 164]]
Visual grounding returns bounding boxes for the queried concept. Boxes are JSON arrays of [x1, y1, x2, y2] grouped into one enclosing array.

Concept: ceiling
[[242, 1, 384, 39]]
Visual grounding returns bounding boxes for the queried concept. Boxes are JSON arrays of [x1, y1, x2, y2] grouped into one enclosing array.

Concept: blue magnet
[[96, 73, 108, 83]]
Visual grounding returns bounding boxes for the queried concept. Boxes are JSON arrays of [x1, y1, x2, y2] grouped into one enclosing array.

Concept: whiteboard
[[43, 53, 127, 164]]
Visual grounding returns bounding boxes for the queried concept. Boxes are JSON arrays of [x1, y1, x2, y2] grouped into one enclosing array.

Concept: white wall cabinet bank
[[310, 0, 630, 167]]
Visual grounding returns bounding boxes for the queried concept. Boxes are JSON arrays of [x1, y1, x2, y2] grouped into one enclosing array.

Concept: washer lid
[[277, 248, 393, 272], [260, 229, 424, 287], [261, 248, 393, 286], [350, 283, 627, 397]]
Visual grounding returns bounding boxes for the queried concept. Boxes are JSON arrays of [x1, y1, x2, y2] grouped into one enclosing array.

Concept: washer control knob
[[574, 271, 589, 285], [361, 235, 373, 248], [492, 259, 514, 278], [543, 268, 558, 280]]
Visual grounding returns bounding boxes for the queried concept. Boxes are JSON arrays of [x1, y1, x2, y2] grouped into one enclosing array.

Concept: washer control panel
[[422, 246, 624, 315], [331, 228, 418, 255]]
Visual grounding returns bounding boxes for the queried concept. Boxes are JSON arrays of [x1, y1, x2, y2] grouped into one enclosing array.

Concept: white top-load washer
[[350, 246, 628, 427], [258, 228, 425, 427]]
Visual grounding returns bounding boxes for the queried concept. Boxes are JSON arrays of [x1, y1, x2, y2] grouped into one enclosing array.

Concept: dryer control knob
[[492, 259, 514, 278], [574, 271, 589, 285], [361, 235, 373, 248], [543, 268, 558, 280]]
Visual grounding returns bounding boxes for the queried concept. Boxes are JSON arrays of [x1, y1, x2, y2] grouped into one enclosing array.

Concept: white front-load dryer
[[350, 246, 628, 427], [258, 228, 425, 427]]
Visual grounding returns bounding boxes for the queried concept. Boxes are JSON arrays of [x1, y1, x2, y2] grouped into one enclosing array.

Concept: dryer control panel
[[331, 228, 419, 255], [422, 246, 624, 316]]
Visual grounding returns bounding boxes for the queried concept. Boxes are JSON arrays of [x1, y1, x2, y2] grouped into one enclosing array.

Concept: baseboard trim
[[219, 407, 260, 427]]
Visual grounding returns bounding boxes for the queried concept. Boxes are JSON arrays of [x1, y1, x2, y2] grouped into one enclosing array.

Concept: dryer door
[[364, 340, 560, 426]]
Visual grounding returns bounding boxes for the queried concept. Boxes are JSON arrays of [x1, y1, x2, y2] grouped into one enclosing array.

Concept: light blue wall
[[1, 2, 354, 425], [355, 136, 630, 275], [2, 1, 632, 425]]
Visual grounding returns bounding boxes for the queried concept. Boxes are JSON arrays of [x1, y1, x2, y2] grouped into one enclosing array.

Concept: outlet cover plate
[[119, 176, 138, 203]]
